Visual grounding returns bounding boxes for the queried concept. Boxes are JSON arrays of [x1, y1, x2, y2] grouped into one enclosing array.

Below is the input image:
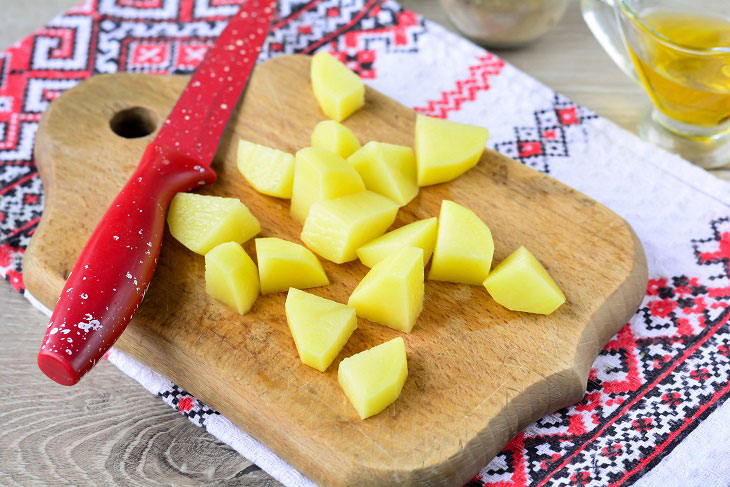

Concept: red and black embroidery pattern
[[158, 384, 220, 426], [0, 0, 422, 294], [1, 2, 728, 486], [472, 221, 730, 486], [493, 94, 597, 174]]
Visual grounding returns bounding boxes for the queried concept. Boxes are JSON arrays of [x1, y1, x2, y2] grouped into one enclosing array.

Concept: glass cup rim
[[618, 0, 730, 54]]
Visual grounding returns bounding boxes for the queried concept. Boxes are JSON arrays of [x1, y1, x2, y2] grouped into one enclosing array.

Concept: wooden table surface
[[0, 1, 713, 485]]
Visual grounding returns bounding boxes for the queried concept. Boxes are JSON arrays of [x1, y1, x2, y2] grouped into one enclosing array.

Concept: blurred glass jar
[[440, 0, 569, 48]]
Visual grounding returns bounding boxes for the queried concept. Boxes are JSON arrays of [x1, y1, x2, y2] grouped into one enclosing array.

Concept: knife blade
[[37, 0, 276, 386]]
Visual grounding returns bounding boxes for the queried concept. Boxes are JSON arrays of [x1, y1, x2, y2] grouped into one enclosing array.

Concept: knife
[[37, 0, 276, 386]]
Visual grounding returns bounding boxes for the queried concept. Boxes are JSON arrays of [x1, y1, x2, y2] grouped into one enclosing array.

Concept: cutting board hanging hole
[[109, 106, 157, 139], [25, 56, 648, 486]]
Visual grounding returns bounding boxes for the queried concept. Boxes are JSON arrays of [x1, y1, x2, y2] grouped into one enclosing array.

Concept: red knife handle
[[38, 143, 216, 385]]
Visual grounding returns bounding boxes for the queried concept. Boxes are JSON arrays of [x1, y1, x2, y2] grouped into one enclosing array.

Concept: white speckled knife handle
[[37, 143, 215, 385]]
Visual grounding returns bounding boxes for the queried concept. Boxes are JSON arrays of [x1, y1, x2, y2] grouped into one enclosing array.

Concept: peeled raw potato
[[255, 238, 329, 294], [237, 139, 295, 198], [285, 288, 357, 372], [301, 191, 398, 264], [310, 51, 364, 122], [205, 242, 260, 315], [484, 246, 566, 314], [167, 192, 260, 255], [290, 147, 365, 223], [338, 337, 408, 419], [415, 114, 489, 186], [310, 120, 361, 159], [347, 142, 418, 206], [428, 200, 493, 285], [357, 217, 437, 268], [348, 246, 424, 333]]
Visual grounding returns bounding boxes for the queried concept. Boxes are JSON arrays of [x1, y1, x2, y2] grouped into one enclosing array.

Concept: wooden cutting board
[[24, 54, 647, 486]]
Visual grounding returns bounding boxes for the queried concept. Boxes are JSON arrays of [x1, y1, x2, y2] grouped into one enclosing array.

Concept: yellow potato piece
[[348, 246, 424, 333], [310, 120, 361, 159], [356, 217, 437, 268], [167, 192, 260, 255], [347, 141, 418, 206], [310, 51, 364, 122], [255, 237, 329, 294], [415, 114, 489, 186], [236, 139, 295, 198], [290, 147, 365, 223], [338, 337, 408, 419], [285, 288, 357, 372], [484, 246, 566, 314], [428, 200, 493, 285], [205, 242, 260, 315], [301, 191, 398, 264]]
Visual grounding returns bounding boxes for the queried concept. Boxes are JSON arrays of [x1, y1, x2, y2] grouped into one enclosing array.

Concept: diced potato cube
[[167, 192, 260, 255], [348, 246, 424, 332], [484, 246, 566, 314], [338, 337, 408, 419], [357, 217, 437, 268], [301, 191, 398, 264], [428, 200, 493, 285], [237, 139, 295, 198], [256, 237, 329, 294], [310, 51, 364, 122], [285, 288, 357, 372], [415, 114, 489, 186], [290, 147, 365, 223], [310, 120, 361, 159], [347, 142, 418, 206], [205, 242, 259, 315]]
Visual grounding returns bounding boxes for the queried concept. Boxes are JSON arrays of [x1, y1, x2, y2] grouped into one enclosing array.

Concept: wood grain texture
[[401, 0, 730, 180], [400, 0, 648, 134], [2, 2, 713, 485], [23, 54, 647, 486], [0, 285, 277, 487]]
